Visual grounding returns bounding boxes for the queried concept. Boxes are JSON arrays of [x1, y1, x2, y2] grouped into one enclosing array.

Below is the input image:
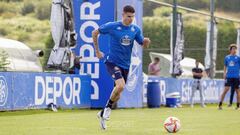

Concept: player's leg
[[229, 85, 235, 107], [218, 86, 230, 109], [105, 68, 128, 108], [109, 78, 125, 102], [219, 78, 231, 109], [102, 78, 125, 119], [102, 68, 129, 122], [235, 89, 240, 110], [101, 62, 127, 120], [97, 62, 125, 130], [97, 111, 106, 130], [233, 78, 240, 110], [190, 80, 197, 107], [190, 90, 195, 107], [199, 81, 205, 107]]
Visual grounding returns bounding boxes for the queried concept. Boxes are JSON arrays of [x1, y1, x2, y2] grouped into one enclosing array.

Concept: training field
[[0, 104, 239, 135]]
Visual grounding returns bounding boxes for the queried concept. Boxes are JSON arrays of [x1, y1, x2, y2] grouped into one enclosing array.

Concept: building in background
[[0, 38, 43, 72], [149, 52, 206, 78]]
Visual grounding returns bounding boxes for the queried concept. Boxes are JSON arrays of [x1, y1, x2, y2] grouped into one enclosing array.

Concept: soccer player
[[190, 60, 206, 108], [218, 44, 240, 110], [92, 5, 151, 130]]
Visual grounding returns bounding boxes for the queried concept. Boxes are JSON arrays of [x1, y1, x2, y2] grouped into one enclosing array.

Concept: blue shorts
[[225, 78, 239, 89], [105, 61, 129, 82]]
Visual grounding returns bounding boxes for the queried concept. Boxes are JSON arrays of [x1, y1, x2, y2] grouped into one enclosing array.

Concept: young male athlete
[[218, 44, 240, 110], [92, 5, 151, 130]]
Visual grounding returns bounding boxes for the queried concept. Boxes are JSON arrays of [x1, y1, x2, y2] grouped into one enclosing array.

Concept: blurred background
[[142, 0, 240, 78], [0, 0, 240, 77]]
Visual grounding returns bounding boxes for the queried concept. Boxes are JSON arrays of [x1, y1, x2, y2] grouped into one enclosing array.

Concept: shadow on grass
[[0, 108, 94, 117]]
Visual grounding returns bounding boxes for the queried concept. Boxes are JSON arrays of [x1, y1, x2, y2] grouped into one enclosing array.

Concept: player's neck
[[121, 21, 131, 26]]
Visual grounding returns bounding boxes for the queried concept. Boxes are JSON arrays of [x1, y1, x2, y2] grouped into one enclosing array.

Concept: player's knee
[[116, 85, 124, 91], [116, 83, 125, 92]]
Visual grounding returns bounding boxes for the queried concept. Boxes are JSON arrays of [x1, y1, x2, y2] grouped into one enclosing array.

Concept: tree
[[0, 49, 10, 71]]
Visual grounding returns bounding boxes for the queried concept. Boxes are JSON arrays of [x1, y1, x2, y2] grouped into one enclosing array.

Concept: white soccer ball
[[163, 116, 181, 133]]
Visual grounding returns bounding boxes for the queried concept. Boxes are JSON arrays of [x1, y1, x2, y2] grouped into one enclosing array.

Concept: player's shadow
[[0, 109, 55, 117]]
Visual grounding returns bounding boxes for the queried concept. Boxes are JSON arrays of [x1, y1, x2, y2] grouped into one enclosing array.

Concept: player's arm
[[92, 22, 114, 59], [223, 57, 227, 79], [223, 66, 226, 80], [192, 71, 198, 77], [197, 70, 203, 77], [135, 28, 151, 48], [192, 70, 203, 77], [198, 72, 203, 77], [92, 29, 104, 59], [193, 72, 202, 77]]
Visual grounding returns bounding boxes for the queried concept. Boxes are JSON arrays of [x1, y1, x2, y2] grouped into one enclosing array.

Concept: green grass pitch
[[0, 104, 239, 135]]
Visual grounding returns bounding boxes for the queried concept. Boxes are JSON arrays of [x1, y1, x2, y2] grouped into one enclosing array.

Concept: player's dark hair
[[154, 57, 160, 62], [229, 44, 237, 51], [123, 5, 135, 13]]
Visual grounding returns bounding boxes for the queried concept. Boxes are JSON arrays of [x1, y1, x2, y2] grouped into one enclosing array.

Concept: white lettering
[[80, 2, 100, 20], [53, 77, 62, 104], [46, 77, 54, 105], [79, 1, 101, 100], [160, 80, 166, 103], [80, 44, 99, 62], [73, 78, 81, 104], [35, 76, 45, 105], [80, 21, 99, 43], [34, 76, 82, 105], [63, 77, 73, 105], [91, 80, 99, 100]]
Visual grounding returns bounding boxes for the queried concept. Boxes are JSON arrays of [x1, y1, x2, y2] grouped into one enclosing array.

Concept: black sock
[[100, 109, 104, 117], [100, 100, 114, 117], [237, 103, 240, 108], [219, 102, 222, 106], [106, 99, 114, 109]]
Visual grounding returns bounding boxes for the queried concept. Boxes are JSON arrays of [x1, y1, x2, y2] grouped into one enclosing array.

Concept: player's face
[[230, 47, 237, 54], [122, 12, 135, 25], [155, 59, 160, 64]]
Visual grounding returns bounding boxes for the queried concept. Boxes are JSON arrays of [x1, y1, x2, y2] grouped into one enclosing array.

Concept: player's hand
[[96, 51, 104, 59], [143, 38, 151, 48]]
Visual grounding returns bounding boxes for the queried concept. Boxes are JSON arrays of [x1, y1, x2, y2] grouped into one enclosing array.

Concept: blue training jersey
[[224, 54, 240, 78], [98, 21, 144, 69]]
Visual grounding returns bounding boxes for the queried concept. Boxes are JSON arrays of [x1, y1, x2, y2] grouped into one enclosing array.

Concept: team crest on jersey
[[131, 27, 135, 32], [229, 61, 235, 66], [120, 35, 132, 46], [117, 26, 122, 30]]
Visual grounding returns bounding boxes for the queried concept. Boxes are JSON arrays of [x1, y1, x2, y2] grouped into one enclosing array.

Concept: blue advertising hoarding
[[0, 72, 91, 111], [73, 0, 115, 108], [144, 77, 229, 105], [0, 73, 13, 110]]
